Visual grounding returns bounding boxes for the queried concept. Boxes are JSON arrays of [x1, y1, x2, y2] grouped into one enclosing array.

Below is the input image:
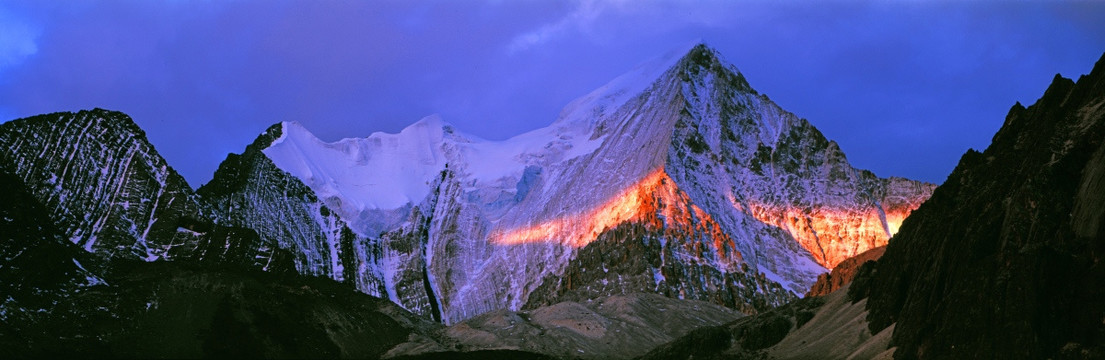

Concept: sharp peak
[[673, 42, 741, 74], [278, 120, 309, 131], [642, 40, 727, 76], [617, 40, 748, 94], [670, 38, 709, 56], [674, 42, 756, 94], [683, 40, 714, 56], [275, 121, 320, 141], [669, 40, 721, 63], [550, 41, 755, 131], [268, 120, 311, 139], [245, 121, 301, 151], [45, 108, 149, 139]]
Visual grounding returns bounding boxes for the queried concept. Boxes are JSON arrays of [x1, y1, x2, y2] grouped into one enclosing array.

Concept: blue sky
[[1, 1, 1103, 186]]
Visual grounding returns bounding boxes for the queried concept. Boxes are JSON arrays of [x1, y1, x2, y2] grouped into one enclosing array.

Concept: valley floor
[[638, 284, 894, 360]]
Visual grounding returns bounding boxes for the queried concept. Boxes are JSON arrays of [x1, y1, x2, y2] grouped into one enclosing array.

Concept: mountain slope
[[198, 123, 387, 297], [862, 53, 1105, 359], [0, 109, 293, 271], [0, 168, 111, 345], [431, 293, 743, 359], [806, 245, 885, 297], [637, 285, 895, 360], [228, 43, 933, 323], [2, 242, 444, 358], [0, 111, 548, 359]]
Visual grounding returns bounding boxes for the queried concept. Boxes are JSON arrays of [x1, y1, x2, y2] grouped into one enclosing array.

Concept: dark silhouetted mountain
[[862, 52, 1105, 359]]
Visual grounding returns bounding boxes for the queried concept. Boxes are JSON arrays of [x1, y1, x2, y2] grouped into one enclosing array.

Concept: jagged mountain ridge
[[197, 123, 387, 295], [0, 109, 293, 271], [223, 43, 934, 323], [861, 52, 1105, 359], [0, 160, 538, 359]]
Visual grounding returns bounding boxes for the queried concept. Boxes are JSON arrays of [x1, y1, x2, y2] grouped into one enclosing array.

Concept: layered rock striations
[[0, 168, 110, 339], [0, 109, 292, 271], [198, 123, 387, 297], [863, 52, 1105, 359]]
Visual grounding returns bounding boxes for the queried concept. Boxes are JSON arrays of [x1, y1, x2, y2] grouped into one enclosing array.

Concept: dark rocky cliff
[[862, 52, 1105, 359], [0, 109, 292, 271]]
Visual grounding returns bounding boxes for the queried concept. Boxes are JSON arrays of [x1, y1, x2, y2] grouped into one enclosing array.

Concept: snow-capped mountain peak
[[265, 117, 453, 213], [552, 41, 706, 133], [232, 42, 933, 323]]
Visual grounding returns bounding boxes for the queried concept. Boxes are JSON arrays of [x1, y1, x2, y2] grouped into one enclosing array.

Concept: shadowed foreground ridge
[[863, 52, 1105, 359]]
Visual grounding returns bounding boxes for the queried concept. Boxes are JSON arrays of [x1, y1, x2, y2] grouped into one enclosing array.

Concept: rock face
[[864, 53, 1105, 359], [0, 168, 109, 330], [198, 123, 387, 297], [806, 245, 885, 297], [226, 43, 933, 323], [0, 163, 536, 359], [0, 109, 292, 271]]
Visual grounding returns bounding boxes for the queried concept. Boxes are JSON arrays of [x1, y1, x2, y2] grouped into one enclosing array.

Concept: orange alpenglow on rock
[[489, 167, 738, 261], [740, 201, 922, 270], [489, 164, 927, 272]]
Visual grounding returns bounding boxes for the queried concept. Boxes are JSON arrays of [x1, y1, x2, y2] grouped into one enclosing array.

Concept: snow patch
[[176, 226, 203, 236], [72, 259, 108, 287]]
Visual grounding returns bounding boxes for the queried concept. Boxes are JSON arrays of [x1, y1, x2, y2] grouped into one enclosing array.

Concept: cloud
[[507, 0, 630, 53], [0, 6, 39, 72]]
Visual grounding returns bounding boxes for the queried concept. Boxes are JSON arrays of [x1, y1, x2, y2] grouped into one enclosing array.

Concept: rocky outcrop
[[806, 245, 886, 297], [863, 52, 1105, 359], [0, 109, 292, 271]]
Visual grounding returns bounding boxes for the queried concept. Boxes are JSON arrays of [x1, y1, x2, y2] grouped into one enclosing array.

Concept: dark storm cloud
[[1, 0, 1102, 186]]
